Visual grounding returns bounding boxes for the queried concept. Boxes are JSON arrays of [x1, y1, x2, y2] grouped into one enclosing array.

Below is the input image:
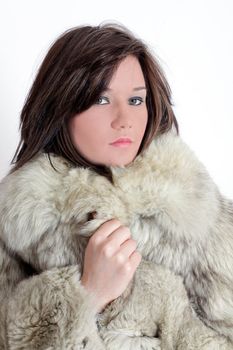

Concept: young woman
[[0, 23, 232, 349]]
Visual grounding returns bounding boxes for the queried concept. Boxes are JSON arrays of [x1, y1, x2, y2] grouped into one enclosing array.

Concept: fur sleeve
[[0, 243, 105, 350], [0, 159, 105, 349]]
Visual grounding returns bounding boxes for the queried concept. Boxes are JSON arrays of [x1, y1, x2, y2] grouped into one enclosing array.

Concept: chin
[[112, 158, 135, 167]]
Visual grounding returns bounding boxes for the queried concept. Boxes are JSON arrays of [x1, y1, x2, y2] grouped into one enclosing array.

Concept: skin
[[81, 219, 142, 312], [68, 55, 148, 167], [69, 55, 147, 311]]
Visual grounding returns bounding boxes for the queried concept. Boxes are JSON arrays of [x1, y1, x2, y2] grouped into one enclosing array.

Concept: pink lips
[[110, 137, 132, 147]]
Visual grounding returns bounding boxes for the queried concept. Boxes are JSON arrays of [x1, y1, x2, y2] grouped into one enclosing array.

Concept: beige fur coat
[[0, 128, 232, 349]]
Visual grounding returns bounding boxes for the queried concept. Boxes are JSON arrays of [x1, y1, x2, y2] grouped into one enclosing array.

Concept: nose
[[111, 105, 132, 130]]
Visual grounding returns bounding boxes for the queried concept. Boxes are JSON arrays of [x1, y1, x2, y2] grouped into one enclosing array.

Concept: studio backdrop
[[0, 0, 232, 197]]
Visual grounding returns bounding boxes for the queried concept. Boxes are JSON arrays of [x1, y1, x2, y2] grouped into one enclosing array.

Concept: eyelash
[[95, 96, 144, 106]]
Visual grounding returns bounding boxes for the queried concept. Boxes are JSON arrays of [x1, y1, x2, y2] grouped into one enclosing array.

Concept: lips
[[110, 137, 132, 145]]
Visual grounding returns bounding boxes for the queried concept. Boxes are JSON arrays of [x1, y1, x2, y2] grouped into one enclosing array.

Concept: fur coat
[[0, 128, 232, 349]]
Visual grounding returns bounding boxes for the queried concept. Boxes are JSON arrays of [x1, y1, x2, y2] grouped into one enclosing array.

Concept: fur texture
[[0, 128, 232, 349], [98, 260, 232, 349]]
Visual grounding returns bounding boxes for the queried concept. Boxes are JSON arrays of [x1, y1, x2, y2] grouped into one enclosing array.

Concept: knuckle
[[115, 253, 125, 265], [123, 262, 132, 274], [102, 244, 114, 258], [89, 235, 101, 247]]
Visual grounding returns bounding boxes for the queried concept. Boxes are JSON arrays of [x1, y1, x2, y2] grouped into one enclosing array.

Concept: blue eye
[[95, 96, 109, 105], [129, 97, 144, 106], [95, 96, 144, 106]]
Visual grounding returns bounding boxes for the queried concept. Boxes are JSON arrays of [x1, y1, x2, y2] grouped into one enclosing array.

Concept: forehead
[[107, 55, 146, 91]]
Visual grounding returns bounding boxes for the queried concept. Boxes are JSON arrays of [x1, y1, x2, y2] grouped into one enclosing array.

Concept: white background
[[0, 0, 232, 198]]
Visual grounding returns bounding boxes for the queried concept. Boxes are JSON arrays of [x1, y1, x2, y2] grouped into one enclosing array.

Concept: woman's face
[[68, 55, 148, 167]]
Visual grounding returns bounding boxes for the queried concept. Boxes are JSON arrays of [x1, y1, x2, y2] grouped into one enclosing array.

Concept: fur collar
[[0, 128, 220, 265]]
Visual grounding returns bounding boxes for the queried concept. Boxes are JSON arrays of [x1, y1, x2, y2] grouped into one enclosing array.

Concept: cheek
[[69, 114, 94, 139], [138, 110, 148, 131], [74, 117, 110, 148]]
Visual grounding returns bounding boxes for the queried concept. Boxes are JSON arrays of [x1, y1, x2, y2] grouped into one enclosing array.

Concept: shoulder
[[0, 153, 71, 202], [0, 153, 71, 250]]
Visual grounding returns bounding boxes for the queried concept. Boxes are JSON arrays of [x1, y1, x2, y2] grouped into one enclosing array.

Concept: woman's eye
[[129, 97, 144, 106], [95, 96, 109, 105], [95, 96, 144, 106]]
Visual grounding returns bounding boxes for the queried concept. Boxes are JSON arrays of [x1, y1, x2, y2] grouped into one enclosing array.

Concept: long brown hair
[[11, 22, 179, 183]]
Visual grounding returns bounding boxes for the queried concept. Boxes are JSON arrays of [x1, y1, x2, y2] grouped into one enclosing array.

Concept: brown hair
[[11, 22, 179, 183]]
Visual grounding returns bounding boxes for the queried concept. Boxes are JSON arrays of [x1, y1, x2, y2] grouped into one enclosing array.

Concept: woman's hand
[[81, 218, 142, 313]]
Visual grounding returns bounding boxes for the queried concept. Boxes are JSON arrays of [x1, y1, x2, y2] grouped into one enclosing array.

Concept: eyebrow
[[104, 86, 147, 92]]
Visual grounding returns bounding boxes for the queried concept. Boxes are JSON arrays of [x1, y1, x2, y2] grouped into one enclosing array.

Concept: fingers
[[89, 218, 139, 265], [116, 250, 142, 280], [115, 238, 137, 261], [90, 219, 128, 245], [130, 250, 142, 266]]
